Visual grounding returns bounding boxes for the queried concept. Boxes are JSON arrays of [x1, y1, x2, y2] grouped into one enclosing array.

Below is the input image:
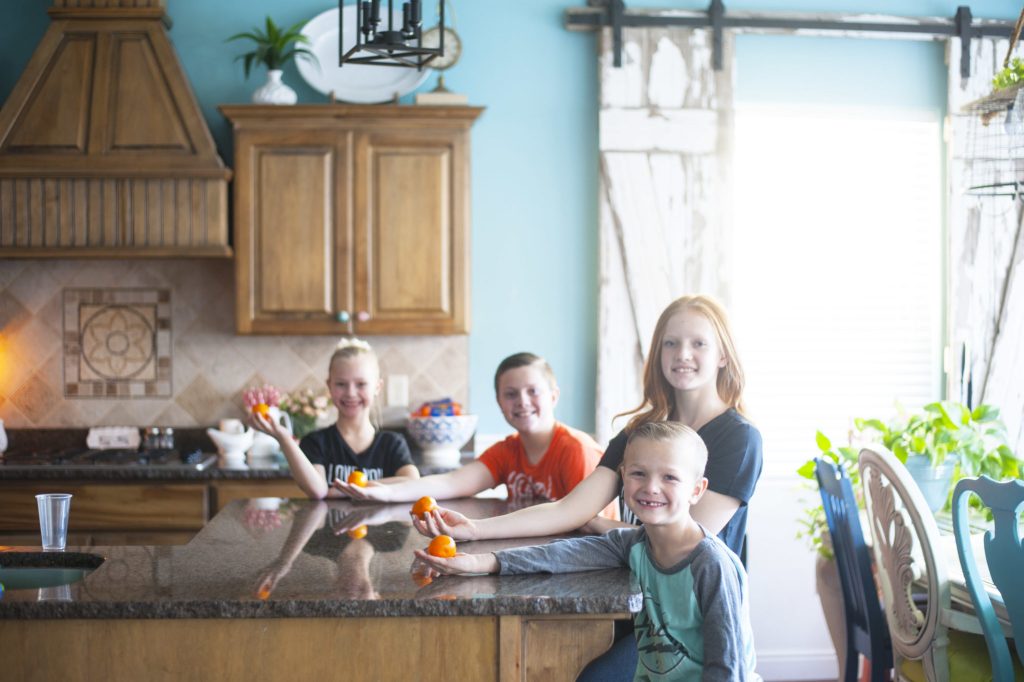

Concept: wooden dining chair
[[952, 476, 1024, 682], [815, 457, 893, 682], [858, 446, 990, 682]]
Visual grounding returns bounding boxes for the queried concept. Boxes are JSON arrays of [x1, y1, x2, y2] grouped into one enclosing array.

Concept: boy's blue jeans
[[577, 621, 637, 681]]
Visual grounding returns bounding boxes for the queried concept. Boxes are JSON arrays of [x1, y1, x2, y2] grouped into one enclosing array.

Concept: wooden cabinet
[[221, 104, 482, 335], [209, 480, 305, 514], [0, 481, 208, 545]]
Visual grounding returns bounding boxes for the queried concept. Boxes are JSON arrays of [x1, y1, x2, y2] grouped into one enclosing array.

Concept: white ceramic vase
[[252, 69, 297, 105]]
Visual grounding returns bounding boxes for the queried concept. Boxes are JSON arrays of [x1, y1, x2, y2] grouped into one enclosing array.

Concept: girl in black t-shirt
[[252, 338, 418, 499]]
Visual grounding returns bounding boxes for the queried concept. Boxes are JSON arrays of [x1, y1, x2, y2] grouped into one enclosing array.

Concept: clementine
[[347, 470, 367, 487], [347, 525, 368, 540], [257, 586, 271, 600], [411, 496, 438, 516], [251, 403, 270, 418], [427, 534, 457, 559]]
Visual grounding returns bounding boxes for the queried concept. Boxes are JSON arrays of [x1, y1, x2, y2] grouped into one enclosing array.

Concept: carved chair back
[[858, 446, 955, 681], [952, 476, 1024, 682]]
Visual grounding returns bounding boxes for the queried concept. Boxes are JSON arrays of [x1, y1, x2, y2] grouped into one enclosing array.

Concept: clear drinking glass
[[36, 493, 72, 551]]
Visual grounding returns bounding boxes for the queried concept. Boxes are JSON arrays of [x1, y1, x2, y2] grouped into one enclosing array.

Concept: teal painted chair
[[952, 476, 1024, 682]]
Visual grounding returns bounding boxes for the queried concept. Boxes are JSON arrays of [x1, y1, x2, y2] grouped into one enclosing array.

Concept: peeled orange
[[347, 470, 367, 487], [411, 496, 438, 516], [427, 535, 457, 558]]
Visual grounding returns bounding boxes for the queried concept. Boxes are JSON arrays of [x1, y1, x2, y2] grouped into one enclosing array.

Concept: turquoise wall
[[0, 1, 1019, 436]]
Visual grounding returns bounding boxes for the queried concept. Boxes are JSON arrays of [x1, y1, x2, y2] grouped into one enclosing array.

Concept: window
[[732, 107, 943, 474]]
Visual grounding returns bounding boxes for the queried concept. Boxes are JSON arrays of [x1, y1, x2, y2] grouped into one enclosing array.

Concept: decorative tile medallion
[[63, 289, 171, 398]]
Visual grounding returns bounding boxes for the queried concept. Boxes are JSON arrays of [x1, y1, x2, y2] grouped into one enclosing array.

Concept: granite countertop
[[0, 497, 641, 620], [0, 427, 473, 480]]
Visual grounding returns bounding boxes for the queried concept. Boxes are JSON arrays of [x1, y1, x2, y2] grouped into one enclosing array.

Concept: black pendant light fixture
[[339, 0, 444, 69]]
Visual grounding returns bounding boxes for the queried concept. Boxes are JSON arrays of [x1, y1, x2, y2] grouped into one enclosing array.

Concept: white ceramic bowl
[[406, 415, 478, 467]]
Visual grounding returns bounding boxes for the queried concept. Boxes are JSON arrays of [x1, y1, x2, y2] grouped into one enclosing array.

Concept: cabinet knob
[[357, 310, 370, 322], [336, 310, 351, 323]]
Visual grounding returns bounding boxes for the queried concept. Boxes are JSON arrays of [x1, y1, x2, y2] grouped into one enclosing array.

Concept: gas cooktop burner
[[0, 447, 216, 470]]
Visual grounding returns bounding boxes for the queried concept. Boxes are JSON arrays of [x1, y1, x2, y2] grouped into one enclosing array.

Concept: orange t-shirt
[[478, 422, 605, 505]]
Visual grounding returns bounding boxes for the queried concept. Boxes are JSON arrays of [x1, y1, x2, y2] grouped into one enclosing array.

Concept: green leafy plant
[[227, 16, 317, 78], [992, 57, 1024, 91], [796, 401, 1020, 558]]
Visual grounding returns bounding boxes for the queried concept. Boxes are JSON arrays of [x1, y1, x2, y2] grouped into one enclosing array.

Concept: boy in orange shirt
[[335, 352, 611, 513]]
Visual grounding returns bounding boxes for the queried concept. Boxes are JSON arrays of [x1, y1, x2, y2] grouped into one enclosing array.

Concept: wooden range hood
[[0, 0, 231, 257]]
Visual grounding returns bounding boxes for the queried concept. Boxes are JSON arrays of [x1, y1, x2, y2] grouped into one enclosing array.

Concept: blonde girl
[[414, 294, 763, 557], [253, 338, 419, 499]]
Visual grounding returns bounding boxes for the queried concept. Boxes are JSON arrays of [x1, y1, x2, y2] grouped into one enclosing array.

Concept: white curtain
[[947, 37, 1024, 455], [595, 22, 735, 445]]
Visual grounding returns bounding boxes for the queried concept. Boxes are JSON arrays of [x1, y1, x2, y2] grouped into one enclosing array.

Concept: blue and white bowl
[[406, 415, 478, 467]]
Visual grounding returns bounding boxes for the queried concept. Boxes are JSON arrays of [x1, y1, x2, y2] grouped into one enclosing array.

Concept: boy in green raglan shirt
[[414, 421, 760, 681]]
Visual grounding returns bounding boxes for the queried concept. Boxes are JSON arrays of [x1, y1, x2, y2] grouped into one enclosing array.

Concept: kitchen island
[[0, 497, 639, 681]]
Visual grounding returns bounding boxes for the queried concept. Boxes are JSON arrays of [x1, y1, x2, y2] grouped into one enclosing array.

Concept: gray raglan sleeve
[[494, 528, 639, 575], [691, 542, 756, 682]]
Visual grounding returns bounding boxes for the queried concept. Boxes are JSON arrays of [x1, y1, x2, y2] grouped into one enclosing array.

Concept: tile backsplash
[[0, 260, 468, 428]]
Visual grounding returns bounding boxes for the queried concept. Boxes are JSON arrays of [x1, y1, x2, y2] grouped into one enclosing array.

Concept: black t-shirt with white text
[[299, 426, 414, 484], [598, 409, 763, 557]]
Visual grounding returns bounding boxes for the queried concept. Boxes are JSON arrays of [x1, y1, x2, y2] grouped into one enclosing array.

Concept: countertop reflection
[[0, 497, 641, 620]]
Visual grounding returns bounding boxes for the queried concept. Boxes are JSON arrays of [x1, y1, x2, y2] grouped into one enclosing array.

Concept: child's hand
[[332, 478, 393, 502], [412, 549, 498, 576], [249, 412, 287, 440], [411, 507, 478, 541]]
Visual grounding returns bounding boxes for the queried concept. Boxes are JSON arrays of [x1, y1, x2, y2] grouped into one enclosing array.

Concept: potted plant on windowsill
[[227, 16, 318, 105]]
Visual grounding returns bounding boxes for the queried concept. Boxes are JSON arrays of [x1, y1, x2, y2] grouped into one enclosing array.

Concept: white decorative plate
[[297, 6, 432, 104]]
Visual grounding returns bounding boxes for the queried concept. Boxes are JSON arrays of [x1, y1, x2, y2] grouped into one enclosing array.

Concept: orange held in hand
[[427, 535, 457, 558], [411, 496, 438, 516], [347, 525, 368, 540], [347, 470, 367, 487], [252, 403, 270, 418]]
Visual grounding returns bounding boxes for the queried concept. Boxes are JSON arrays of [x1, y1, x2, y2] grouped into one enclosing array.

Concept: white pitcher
[[206, 423, 254, 470]]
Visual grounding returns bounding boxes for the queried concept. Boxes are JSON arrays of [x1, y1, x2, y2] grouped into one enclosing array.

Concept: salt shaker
[[161, 427, 175, 450]]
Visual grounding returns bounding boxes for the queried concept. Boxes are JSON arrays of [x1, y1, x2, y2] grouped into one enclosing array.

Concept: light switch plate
[[387, 374, 409, 407]]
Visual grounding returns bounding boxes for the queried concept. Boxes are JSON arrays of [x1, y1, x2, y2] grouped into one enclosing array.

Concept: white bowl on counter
[[406, 415, 478, 468]]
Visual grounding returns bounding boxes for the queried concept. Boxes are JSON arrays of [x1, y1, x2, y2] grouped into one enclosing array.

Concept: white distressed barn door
[[595, 23, 734, 444], [947, 36, 1024, 455]]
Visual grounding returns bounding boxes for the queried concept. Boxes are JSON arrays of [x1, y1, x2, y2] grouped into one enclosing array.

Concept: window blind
[[732, 108, 943, 475]]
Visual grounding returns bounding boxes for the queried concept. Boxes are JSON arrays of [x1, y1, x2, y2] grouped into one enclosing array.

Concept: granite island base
[[0, 498, 638, 681]]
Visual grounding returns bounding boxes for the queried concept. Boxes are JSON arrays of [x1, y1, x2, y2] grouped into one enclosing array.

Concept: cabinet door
[[234, 129, 353, 334], [353, 128, 470, 334]]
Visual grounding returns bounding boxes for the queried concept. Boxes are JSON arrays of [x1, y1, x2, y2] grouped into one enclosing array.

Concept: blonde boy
[[335, 352, 607, 508], [416, 421, 760, 681]]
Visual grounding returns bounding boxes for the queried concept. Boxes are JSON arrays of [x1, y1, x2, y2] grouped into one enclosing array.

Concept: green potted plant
[[227, 16, 317, 105], [796, 401, 1019, 666], [797, 400, 1020, 557]]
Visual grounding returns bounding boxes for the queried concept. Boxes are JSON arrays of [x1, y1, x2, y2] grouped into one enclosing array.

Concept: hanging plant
[[992, 57, 1024, 91]]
